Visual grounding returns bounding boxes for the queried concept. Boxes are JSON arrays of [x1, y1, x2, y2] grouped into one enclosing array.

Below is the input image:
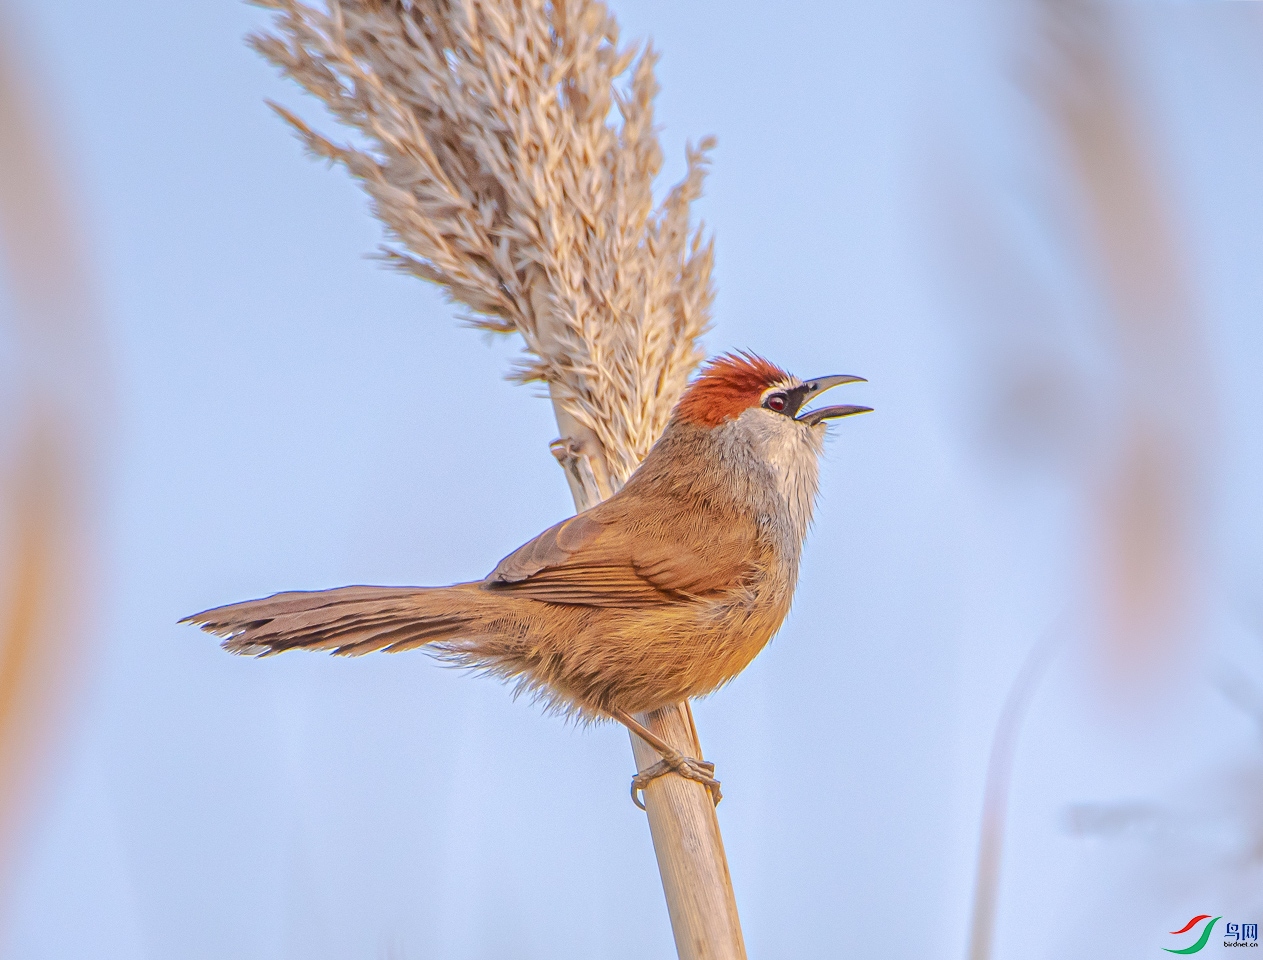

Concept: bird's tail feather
[[181, 584, 481, 657]]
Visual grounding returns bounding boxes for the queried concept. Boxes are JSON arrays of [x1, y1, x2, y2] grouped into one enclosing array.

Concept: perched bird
[[184, 352, 869, 804]]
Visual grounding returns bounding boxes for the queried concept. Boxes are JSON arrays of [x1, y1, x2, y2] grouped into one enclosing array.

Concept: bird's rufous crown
[[673, 352, 791, 427]]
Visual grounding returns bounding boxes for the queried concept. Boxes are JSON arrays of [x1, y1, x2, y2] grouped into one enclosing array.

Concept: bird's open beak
[[795, 374, 872, 426]]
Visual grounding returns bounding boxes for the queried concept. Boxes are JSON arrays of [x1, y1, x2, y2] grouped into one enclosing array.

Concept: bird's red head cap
[[672, 352, 871, 428], [673, 352, 790, 427]]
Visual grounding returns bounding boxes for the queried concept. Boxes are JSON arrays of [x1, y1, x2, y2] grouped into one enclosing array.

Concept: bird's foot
[[630, 750, 722, 810]]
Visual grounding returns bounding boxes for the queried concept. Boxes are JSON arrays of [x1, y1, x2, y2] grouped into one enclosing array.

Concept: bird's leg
[[683, 700, 704, 757], [614, 708, 721, 810]]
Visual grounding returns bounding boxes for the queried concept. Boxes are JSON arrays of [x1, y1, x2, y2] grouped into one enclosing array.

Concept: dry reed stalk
[[250, 2, 743, 955]]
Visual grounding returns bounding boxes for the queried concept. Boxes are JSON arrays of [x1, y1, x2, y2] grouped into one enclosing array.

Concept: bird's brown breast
[[475, 420, 799, 715]]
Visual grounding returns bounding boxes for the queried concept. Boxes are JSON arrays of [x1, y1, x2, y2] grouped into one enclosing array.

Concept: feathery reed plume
[[251, 3, 741, 957], [250, 0, 715, 488]]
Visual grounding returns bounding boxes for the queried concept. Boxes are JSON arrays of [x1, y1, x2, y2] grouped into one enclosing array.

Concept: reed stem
[[552, 396, 745, 960]]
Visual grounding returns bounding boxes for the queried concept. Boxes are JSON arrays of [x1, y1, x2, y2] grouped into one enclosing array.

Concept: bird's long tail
[[181, 584, 483, 658]]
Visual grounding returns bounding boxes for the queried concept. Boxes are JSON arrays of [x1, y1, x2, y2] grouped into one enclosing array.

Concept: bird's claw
[[630, 753, 722, 810]]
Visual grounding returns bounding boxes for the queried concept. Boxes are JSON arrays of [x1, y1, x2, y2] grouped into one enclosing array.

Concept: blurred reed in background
[[0, 11, 106, 928], [957, 1, 1225, 956], [1033, 0, 1206, 684]]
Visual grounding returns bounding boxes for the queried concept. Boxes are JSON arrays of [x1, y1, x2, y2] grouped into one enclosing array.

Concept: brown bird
[[183, 353, 869, 804]]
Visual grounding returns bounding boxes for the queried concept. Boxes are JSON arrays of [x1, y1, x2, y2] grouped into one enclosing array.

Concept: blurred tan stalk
[[966, 626, 1060, 960], [0, 13, 105, 925], [966, 2, 1208, 957], [250, 1, 743, 955]]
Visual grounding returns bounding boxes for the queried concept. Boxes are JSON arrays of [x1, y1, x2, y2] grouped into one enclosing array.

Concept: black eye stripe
[[765, 385, 811, 418]]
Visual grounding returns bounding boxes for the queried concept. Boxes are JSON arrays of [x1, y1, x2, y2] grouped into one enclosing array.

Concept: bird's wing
[[483, 493, 760, 607]]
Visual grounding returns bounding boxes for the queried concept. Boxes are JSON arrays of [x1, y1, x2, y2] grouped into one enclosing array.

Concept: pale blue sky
[[3, 2, 1263, 958]]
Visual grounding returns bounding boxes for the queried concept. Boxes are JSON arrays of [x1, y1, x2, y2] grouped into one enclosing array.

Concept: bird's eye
[[765, 393, 787, 413]]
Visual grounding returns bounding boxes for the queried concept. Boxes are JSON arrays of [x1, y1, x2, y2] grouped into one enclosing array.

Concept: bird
[[183, 352, 870, 806]]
